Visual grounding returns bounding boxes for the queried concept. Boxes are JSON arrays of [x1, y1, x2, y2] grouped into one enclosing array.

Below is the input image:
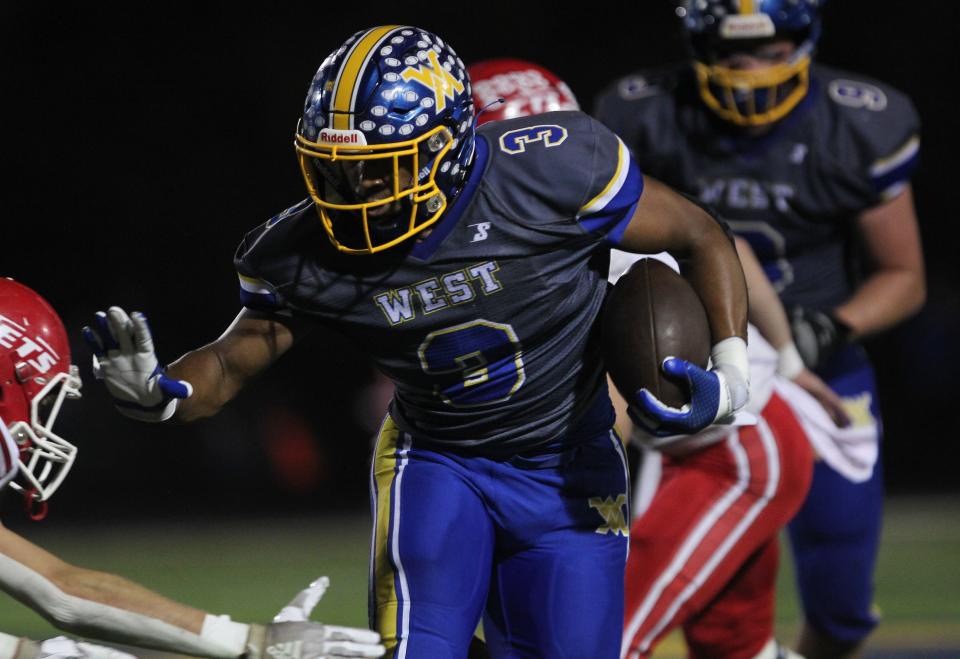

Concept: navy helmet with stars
[[679, 0, 823, 126], [295, 26, 475, 255]]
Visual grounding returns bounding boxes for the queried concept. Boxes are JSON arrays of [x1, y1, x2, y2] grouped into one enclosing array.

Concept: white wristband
[[776, 341, 805, 380], [0, 632, 23, 659], [200, 615, 251, 658], [711, 336, 750, 417], [711, 336, 749, 382]]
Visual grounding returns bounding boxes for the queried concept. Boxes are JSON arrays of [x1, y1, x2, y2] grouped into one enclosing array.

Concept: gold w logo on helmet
[[401, 49, 464, 113]]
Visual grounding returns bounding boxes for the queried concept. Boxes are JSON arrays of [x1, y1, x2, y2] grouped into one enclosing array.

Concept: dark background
[[3, 2, 958, 522]]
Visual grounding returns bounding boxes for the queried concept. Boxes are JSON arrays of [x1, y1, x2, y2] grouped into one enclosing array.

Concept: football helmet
[[0, 279, 81, 511], [468, 58, 579, 125], [679, 0, 822, 126], [295, 26, 475, 255]]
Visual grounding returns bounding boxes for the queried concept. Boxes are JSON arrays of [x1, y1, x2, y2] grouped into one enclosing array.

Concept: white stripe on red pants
[[622, 393, 813, 658]]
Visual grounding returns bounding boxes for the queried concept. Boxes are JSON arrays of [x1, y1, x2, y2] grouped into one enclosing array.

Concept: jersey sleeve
[[827, 74, 921, 204], [233, 200, 314, 315], [479, 111, 645, 246], [577, 131, 645, 245]]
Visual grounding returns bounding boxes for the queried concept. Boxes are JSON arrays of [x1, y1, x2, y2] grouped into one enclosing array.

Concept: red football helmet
[[0, 278, 81, 510], [468, 58, 579, 125]]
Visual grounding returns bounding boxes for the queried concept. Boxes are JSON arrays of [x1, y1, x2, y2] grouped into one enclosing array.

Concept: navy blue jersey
[[595, 63, 920, 310], [235, 111, 643, 454]]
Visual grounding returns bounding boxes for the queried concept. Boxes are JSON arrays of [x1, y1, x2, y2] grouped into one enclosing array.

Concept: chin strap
[[24, 489, 48, 521]]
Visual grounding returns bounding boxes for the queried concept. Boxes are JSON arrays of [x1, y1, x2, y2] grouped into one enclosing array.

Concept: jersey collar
[[409, 134, 490, 261]]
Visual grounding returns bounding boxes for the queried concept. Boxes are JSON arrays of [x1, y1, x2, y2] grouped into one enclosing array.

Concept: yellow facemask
[[295, 124, 454, 255], [693, 53, 811, 127]]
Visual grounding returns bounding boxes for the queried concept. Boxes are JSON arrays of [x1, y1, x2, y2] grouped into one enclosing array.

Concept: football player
[[84, 26, 750, 659], [595, 2, 926, 657], [469, 56, 844, 659], [0, 279, 385, 659]]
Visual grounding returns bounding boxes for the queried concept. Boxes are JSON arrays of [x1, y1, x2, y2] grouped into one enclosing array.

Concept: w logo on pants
[[589, 494, 628, 536]]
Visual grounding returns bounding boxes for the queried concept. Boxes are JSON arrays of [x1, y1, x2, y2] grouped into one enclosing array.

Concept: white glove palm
[[247, 577, 385, 659], [82, 307, 192, 422]]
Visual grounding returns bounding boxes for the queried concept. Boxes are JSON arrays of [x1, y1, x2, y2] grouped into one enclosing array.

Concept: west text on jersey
[[373, 261, 503, 325]]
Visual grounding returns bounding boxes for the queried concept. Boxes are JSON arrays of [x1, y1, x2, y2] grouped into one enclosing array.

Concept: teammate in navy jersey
[[596, 2, 926, 657], [85, 26, 750, 658]]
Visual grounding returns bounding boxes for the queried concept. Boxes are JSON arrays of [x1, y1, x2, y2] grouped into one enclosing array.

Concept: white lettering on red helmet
[[318, 129, 368, 145], [0, 315, 60, 375]]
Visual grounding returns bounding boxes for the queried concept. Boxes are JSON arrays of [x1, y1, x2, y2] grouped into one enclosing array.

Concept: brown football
[[602, 258, 711, 409]]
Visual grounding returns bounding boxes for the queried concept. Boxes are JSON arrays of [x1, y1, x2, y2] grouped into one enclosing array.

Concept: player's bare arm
[[0, 521, 383, 659], [83, 308, 309, 423], [736, 237, 850, 427], [618, 176, 748, 343], [833, 185, 926, 338], [166, 309, 306, 422], [0, 521, 205, 635], [615, 176, 750, 435]]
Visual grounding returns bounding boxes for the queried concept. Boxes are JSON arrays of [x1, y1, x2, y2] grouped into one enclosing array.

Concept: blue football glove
[[82, 307, 192, 422], [630, 338, 750, 437]]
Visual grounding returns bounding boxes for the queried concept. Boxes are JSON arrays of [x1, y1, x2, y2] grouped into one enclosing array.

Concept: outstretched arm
[[165, 309, 304, 422], [84, 308, 308, 423], [0, 522, 383, 658]]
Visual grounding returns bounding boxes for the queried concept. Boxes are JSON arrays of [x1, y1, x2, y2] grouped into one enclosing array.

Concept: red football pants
[[622, 393, 813, 658]]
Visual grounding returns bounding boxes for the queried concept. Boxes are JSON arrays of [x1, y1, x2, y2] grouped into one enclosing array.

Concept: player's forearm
[[167, 310, 300, 422], [0, 553, 250, 658], [686, 224, 748, 343], [618, 178, 748, 341], [53, 564, 206, 634], [166, 345, 240, 422], [735, 238, 792, 349], [833, 268, 926, 338]]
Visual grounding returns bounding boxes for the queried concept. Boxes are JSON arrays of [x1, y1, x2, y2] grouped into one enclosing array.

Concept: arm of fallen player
[[243, 577, 384, 659], [1, 524, 381, 658]]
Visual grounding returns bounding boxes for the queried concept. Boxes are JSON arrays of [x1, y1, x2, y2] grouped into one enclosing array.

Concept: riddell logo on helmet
[[719, 15, 775, 39], [318, 129, 368, 146]]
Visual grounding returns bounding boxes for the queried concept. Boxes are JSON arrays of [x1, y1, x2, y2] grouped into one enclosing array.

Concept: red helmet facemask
[[0, 278, 81, 514], [468, 58, 579, 126]]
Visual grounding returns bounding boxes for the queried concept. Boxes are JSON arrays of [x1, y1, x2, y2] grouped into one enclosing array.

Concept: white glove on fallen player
[[245, 577, 385, 659], [82, 307, 192, 422], [18, 637, 136, 659]]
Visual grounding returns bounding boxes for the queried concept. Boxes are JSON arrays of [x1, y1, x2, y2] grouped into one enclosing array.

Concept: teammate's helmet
[[295, 26, 475, 255], [679, 0, 822, 126], [468, 58, 579, 125], [0, 279, 81, 507]]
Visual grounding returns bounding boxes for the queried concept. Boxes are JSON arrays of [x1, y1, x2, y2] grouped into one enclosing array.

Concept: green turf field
[[3, 496, 958, 656]]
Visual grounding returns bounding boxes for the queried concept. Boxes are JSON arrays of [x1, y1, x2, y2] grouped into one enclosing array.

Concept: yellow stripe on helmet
[[740, 0, 757, 14], [331, 25, 402, 130]]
